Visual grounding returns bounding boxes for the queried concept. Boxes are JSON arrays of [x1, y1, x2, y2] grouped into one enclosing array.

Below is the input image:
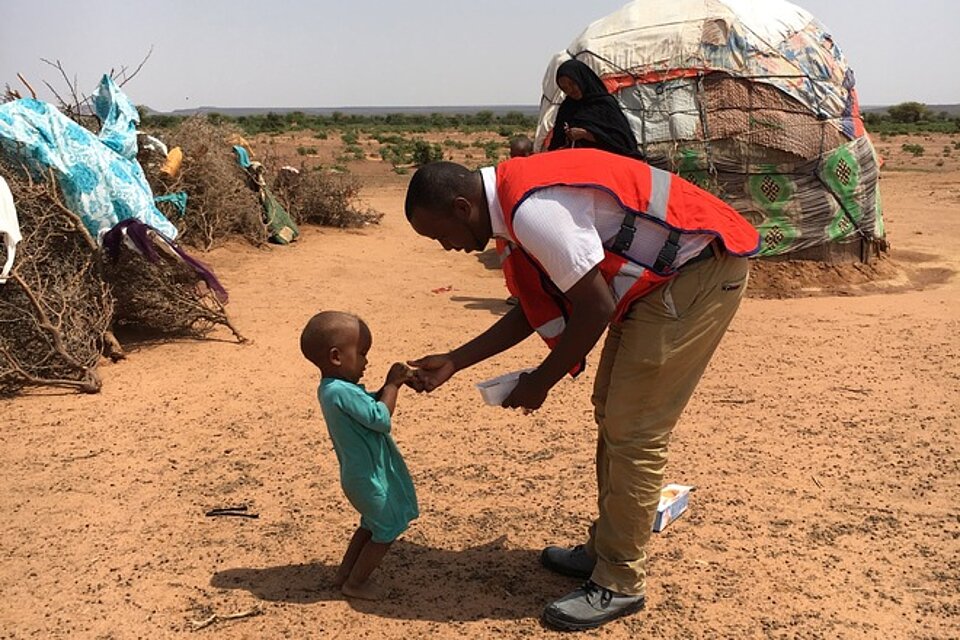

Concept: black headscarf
[[547, 59, 639, 157]]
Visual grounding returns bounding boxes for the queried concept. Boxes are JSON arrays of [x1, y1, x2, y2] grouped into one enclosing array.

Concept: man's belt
[[681, 241, 716, 270]]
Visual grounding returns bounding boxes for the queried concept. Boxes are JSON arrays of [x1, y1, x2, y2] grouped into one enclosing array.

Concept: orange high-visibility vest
[[495, 148, 759, 375]]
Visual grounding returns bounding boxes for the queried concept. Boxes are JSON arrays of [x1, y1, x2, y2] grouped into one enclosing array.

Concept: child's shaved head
[[300, 311, 360, 370], [509, 135, 533, 158]]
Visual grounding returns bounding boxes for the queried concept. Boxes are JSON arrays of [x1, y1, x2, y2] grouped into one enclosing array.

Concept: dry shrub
[[148, 117, 266, 250], [270, 164, 384, 228], [0, 167, 112, 395], [103, 234, 245, 343]]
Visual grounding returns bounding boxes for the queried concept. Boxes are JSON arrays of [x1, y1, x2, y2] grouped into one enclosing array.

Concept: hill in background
[[148, 105, 542, 118], [863, 104, 960, 116], [143, 104, 960, 117]]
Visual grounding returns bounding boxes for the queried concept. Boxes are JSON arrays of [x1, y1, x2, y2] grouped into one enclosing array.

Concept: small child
[[300, 311, 419, 600], [509, 134, 534, 158]]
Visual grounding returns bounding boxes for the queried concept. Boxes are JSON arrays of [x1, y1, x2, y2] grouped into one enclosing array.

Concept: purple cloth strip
[[103, 219, 229, 303]]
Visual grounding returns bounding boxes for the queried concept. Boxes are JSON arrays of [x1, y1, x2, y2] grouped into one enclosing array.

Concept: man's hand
[[502, 370, 550, 412], [385, 362, 413, 387], [407, 354, 456, 392]]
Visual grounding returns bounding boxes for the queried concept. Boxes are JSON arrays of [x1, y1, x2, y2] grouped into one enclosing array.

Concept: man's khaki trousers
[[586, 250, 750, 596]]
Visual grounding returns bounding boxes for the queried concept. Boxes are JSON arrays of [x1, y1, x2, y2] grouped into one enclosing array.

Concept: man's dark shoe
[[542, 581, 645, 631], [540, 544, 595, 579]]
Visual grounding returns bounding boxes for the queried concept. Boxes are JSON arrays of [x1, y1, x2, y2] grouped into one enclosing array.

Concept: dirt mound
[[747, 253, 954, 298]]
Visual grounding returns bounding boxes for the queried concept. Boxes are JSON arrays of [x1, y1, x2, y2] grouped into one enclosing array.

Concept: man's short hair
[[404, 161, 472, 221]]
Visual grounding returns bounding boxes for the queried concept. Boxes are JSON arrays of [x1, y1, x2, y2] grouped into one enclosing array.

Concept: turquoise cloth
[[318, 378, 418, 543], [0, 76, 178, 241], [154, 192, 188, 218], [232, 145, 252, 168]]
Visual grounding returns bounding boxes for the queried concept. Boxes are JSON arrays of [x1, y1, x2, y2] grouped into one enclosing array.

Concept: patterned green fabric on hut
[[260, 188, 298, 245], [648, 136, 881, 257], [232, 145, 299, 244]]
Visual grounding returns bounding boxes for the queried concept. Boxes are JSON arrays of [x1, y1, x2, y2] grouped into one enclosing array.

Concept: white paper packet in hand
[[476, 369, 536, 406]]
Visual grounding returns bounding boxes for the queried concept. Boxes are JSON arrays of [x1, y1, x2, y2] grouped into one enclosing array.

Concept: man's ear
[[452, 195, 472, 222], [329, 346, 342, 366]]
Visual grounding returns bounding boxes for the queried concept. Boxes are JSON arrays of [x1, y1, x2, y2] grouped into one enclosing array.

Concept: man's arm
[[409, 305, 534, 392], [502, 265, 614, 410]]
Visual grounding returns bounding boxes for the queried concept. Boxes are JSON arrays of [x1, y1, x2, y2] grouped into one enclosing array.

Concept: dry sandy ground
[[2, 139, 958, 639]]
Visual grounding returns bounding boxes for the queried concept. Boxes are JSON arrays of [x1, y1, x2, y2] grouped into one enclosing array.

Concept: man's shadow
[[450, 296, 510, 316], [475, 248, 502, 271], [211, 536, 575, 621]]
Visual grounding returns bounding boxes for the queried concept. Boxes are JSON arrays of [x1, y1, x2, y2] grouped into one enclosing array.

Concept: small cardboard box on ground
[[652, 484, 694, 532]]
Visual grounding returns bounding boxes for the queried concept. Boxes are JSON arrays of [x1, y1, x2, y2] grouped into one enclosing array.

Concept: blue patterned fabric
[[0, 76, 178, 241]]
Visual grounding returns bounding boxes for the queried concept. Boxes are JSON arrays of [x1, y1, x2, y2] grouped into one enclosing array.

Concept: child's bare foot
[[341, 578, 386, 601]]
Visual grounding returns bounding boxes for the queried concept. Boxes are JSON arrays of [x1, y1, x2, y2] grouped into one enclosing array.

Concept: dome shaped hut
[[536, 0, 884, 262]]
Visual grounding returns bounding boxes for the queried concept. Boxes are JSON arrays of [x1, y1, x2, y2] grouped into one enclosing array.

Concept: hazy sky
[[2, 0, 956, 111]]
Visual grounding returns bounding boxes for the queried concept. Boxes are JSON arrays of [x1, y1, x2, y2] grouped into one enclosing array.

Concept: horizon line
[[149, 102, 956, 116]]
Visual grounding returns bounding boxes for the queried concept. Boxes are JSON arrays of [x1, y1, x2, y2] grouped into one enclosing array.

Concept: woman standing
[[548, 59, 640, 157]]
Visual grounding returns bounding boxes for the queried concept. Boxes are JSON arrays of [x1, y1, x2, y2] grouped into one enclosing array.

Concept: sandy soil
[[1, 134, 958, 639]]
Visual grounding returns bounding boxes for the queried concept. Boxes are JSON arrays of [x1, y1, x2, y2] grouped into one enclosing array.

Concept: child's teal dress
[[319, 378, 419, 543]]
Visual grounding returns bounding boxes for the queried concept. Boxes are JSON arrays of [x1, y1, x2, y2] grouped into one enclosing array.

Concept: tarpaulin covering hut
[[536, 0, 884, 261]]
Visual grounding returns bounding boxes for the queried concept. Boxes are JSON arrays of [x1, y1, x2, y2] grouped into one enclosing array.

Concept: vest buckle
[[611, 212, 637, 254], [653, 229, 682, 274]]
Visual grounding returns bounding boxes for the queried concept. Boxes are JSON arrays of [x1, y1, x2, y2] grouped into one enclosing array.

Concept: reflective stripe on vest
[[610, 260, 647, 303], [537, 316, 565, 339], [647, 165, 671, 221], [611, 164, 673, 258]]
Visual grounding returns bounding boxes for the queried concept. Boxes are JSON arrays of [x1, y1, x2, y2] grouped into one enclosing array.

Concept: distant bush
[[411, 139, 444, 166], [296, 146, 318, 156], [272, 165, 383, 228], [345, 144, 365, 160], [379, 144, 405, 167], [901, 143, 925, 157], [379, 138, 443, 168], [179, 110, 540, 136], [864, 103, 960, 135], [140, 113, 182, 129], [887, 102, 931, 124], [372, 132, 406, 145], [469, 140, 504, 162]]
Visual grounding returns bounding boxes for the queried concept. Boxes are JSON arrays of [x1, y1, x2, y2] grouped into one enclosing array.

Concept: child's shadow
[[210, 536, 575, 621]]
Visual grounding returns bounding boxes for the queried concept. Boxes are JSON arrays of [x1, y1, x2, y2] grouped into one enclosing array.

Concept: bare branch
[[115, 46, 154, 88], [40, 57, 83, 117], [16, 73, 37, 99], [3, 84, 22, 102], [41, 80, 69, 111]]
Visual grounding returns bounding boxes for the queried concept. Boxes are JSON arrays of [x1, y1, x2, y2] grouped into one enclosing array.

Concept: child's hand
[[386, 362, 413, 387]]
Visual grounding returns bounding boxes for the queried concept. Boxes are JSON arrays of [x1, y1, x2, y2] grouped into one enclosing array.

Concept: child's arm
[[376, 363, 413, 415]]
